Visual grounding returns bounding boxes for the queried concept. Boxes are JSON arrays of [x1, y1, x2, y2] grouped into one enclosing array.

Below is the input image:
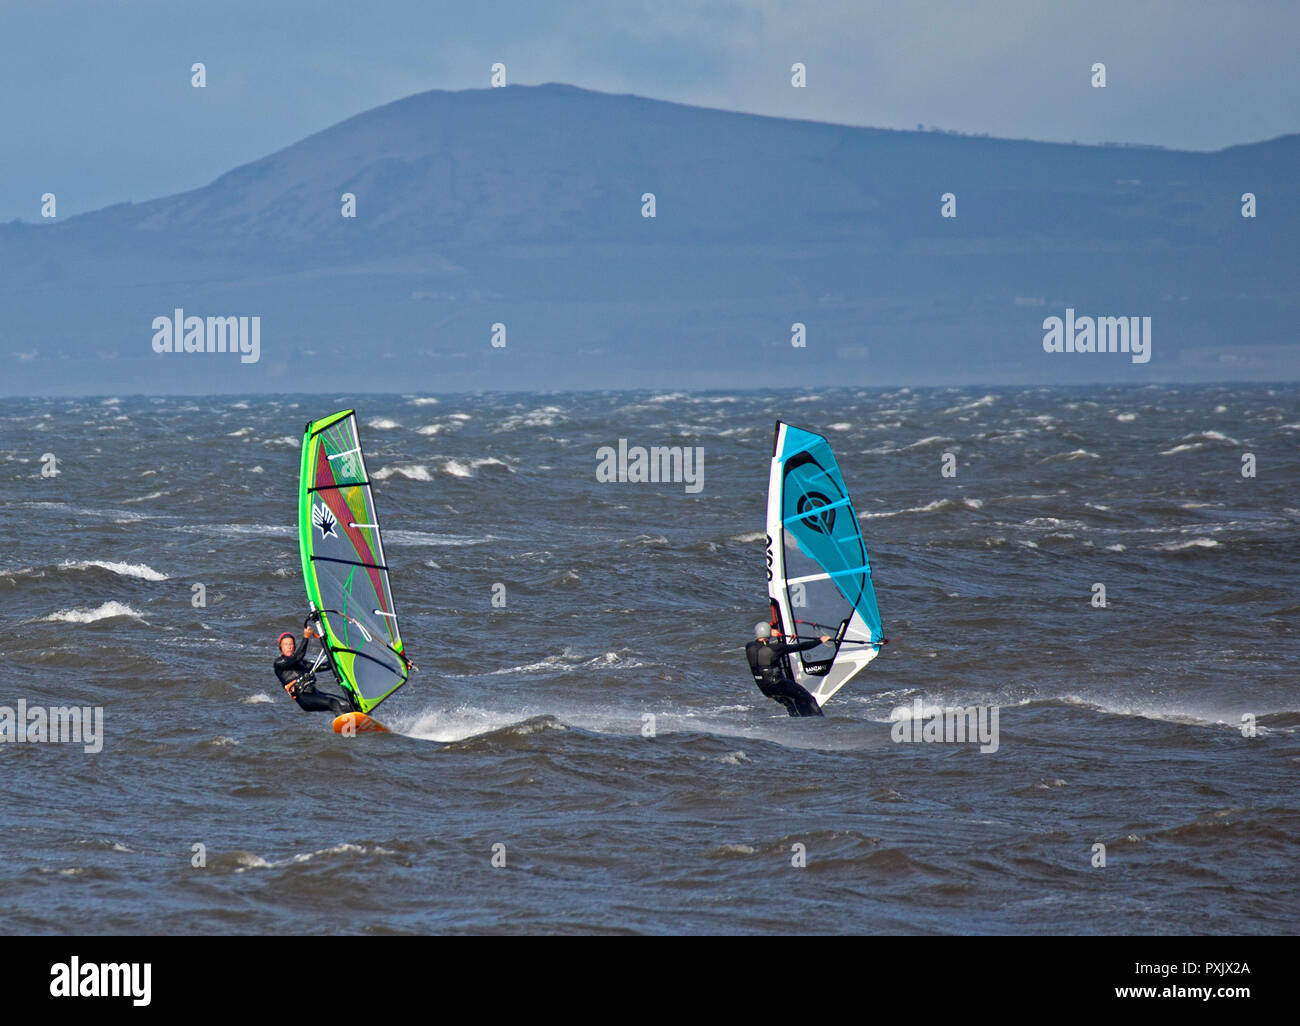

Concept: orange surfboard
[[332, 712, 390, 735]]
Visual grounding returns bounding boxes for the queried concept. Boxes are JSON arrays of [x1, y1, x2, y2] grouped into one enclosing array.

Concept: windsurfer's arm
[[291, 629, 318, 662], [777, 636, 832, 656]]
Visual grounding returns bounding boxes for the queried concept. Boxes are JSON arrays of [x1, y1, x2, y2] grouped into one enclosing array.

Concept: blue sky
[[2, 0, 1297, 222]]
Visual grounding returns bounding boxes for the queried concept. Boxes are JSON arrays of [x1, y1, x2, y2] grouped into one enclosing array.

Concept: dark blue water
[[1, 385, 1296, 933]]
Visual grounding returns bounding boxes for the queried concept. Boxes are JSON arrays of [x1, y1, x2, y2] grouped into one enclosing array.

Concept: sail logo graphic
[[795, 492, 836, 534], [313, 503, 338, 538]]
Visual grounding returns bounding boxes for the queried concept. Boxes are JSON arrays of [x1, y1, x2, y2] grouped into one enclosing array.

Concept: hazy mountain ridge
[[2, 84, 1296, 393]]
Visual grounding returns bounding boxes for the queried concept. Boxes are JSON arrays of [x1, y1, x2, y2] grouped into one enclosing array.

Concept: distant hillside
[[2, 83, 1296, 394]]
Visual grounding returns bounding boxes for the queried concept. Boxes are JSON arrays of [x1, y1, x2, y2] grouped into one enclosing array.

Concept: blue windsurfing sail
[[765, 421, 884, 707]]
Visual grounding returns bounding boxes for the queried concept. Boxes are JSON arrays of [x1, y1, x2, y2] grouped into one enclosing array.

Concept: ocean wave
[[471, 457, 514, 472], [372, 464, 433, 481], [1038, 449, 1100, 463], [58, 560, 169, 581], [1153, 538, 1219, 552], [383, 529, 494, 547], [1160, 430, 1244, 455], [942, 394, 996, 414], [496, 407, 563, 430], [394, 706, 564, 744], [859, 497, 983, 519], [902, 435, 954, 450], [234, 843, 397, 873], [39, 601, 144, 624]]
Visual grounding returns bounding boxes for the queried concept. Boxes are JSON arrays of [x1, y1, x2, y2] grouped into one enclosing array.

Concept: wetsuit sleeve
[[774, 638, 824, 656]]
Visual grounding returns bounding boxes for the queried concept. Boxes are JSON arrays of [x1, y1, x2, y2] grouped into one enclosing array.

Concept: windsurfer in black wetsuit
[[745, 621, 831, 717], [274, 621, 355, 715]]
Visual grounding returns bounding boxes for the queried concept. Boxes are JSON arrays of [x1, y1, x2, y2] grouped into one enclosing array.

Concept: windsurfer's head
[[277, 631, 296, 657], [754, 621, 772, 639]]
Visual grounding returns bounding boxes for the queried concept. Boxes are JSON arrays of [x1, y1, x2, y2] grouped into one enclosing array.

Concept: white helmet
[[754, 621, 772, 639]]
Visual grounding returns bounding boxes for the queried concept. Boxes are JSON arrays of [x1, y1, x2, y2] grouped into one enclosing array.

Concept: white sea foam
[[59, 560, 168, 582], [903, 435, 954, 450], [942, 394, 996, 414], [1154, 538, 1219, 552], [235, 843, 395, 873], [372, 464, 433, 481], [858, 497, 982, 519], [1039, 449, 1100, 463], [395, 705, 558, 743], [496, 407, 563, 430], [1160, 430, 1243, 456], [40, 601, 143, 624], [384, 529, 493, 547]]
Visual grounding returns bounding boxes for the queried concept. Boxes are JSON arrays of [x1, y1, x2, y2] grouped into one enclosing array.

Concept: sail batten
[[765, 420, 883, 708], [298, 410, 410, 714]]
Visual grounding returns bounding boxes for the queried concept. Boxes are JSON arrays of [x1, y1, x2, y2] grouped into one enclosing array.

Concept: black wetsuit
[[745, 636, 825, 717], [274, 635, 354, 715]]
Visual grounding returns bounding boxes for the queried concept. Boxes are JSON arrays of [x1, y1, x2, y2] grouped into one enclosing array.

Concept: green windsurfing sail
[[298, 410, 413, 714]]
